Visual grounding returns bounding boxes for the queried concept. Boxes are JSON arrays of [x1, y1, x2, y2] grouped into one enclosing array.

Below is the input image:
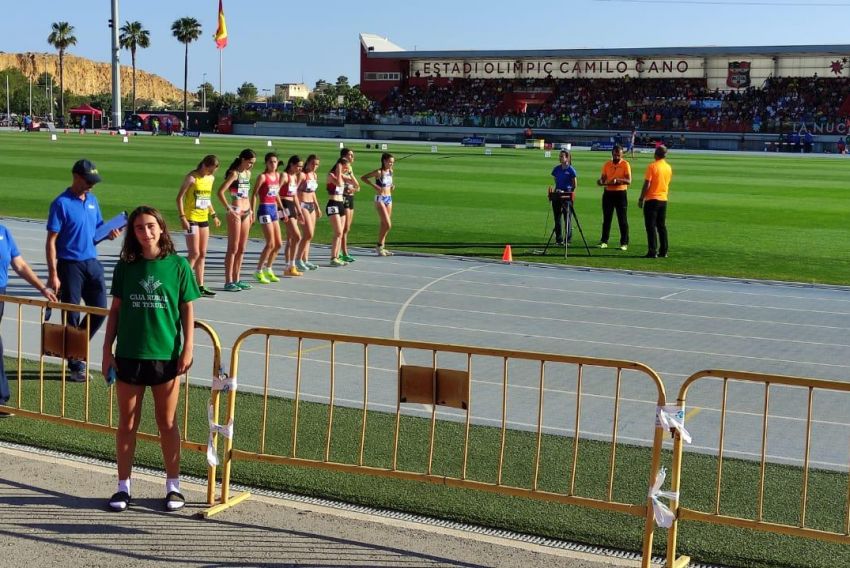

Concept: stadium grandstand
[[358, 34, 850, 137]]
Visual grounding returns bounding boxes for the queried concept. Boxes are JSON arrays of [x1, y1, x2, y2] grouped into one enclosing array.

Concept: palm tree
[[47, 21, 77, 122], [171, 17, 202, 131], [119, 21, 151, 114]]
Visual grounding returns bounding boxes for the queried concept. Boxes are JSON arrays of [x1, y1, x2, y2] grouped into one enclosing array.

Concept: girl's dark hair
[[120, 205, 176, 262], [381, 152, 394, 167], [329, 157, 348, 174], [195, 154, 219, 172], [226, 148, 256, 178], [285, 155, 301, 172], [303, 154, 319, 173], [264, 152, 278, 163]]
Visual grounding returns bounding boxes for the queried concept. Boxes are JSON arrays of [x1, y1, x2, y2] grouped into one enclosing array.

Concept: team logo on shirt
[[140, 275, 163, 295]]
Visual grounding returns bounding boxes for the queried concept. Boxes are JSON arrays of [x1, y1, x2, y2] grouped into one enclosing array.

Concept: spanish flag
[[214, 0, 228, 49]]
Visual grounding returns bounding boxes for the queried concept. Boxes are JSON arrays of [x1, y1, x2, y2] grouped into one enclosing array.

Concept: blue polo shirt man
[[549, 150, 578, 245], [46, 159, 120, 381]]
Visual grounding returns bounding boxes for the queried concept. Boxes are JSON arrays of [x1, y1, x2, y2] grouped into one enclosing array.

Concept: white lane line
[[660, 289, 691, 300], [392, 264, 484, 341], [396, 320, 850, 370], [443, 277, 850, 315], [468, 265, 850, 304], [404, 304, 850, 349], [197, 280, 850, 334]]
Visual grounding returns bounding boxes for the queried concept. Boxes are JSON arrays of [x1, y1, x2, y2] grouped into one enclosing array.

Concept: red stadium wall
[[359, 46, 406, 103]]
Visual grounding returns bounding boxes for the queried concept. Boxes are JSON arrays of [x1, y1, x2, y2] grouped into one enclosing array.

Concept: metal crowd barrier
[[204, 326, 671, 566], [0, 293, 223, 499], [665, 369, 850, 568]]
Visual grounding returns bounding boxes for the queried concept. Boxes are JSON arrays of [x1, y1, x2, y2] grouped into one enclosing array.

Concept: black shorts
[[343, 195, 355, 210], [189, 220, 210, 228], [301, 202, 316, 213], [279, 200, 298, 221], [326, 200, 346, 216], [115, 357, 179, 386]]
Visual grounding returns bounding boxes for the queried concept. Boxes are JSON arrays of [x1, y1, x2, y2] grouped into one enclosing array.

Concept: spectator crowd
[[366, 76, 850, 133]]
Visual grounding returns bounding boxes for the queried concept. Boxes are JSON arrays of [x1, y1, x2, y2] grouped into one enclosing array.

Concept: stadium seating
[[365, 76, 850, 133]]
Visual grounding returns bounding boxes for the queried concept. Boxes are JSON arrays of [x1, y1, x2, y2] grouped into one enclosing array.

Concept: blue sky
[[1, 0, 848, 94]]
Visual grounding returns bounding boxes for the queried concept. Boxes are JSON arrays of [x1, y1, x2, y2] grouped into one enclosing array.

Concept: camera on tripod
[[548, 189, 574, 202]]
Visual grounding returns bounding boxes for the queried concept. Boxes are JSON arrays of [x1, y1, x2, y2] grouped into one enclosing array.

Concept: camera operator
[[548, 150, 578, 245]]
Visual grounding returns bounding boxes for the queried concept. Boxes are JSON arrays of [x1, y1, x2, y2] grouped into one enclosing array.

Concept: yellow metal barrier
[[0, 293, 222, 481], [205, 326, 670, 566], [666, 369, 850, 568]]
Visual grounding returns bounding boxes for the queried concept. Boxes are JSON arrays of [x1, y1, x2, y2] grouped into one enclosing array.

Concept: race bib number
[[259, 214, 272, 225], [267, 184, 279, 197], [306, 180, 318, 192], [327, 205, 339, 215], [236, 180, 250, 198], [286, 182, 298, 197], [195, 197, 211, 209], [383, 175, 393, 187]]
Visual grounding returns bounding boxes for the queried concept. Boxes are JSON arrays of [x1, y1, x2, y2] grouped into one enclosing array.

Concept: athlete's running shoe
[[305, 261, 319, 270], [620, 245, 628, 251], [340, 253, 356, 263], [598, 242, 609, 249], [254, 271, 271, 284], [235, 280, 253, 290], [329, 258, 347, 267], [286, 266, 303, 277], [264, 268, 280, 282], [223, 282, 241, 292], [294, 260, 309, 272], [199, 285, 217, 297]]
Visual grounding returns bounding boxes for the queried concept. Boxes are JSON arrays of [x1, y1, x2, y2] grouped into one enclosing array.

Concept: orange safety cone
[[502, 244, 513, 263]]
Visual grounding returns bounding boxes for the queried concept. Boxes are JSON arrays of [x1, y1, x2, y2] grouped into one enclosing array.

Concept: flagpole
[[219, 49, 222, 96]]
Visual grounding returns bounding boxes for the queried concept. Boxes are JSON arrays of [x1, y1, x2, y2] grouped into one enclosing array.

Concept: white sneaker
[[598, 242, 608, 249], [620, 244, 628, 251]]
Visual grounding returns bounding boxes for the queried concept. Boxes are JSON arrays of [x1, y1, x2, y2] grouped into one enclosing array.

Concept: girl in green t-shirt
[[102, 205, 201, 513]]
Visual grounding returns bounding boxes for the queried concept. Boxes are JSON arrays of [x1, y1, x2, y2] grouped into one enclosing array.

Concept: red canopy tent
[[69, 104, 104, 129]]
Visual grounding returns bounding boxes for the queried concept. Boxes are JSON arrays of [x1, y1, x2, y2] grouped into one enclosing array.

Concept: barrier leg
[[665, 432, 691, 568]]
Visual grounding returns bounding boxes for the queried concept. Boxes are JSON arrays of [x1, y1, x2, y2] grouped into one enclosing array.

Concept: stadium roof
[[360, 34, 405, 53], [359, 35, 850, 59]]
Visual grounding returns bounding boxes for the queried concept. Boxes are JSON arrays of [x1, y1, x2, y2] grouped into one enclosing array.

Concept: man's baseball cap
[[71, 159, 102, 184]]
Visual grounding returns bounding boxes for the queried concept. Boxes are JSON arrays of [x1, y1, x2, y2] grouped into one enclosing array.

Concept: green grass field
[[2, 357, 849, 568], [1, 130, 848, 285]]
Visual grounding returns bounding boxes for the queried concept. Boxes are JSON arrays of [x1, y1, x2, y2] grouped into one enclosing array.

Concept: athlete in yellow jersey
[[176, 155, 221, 296]]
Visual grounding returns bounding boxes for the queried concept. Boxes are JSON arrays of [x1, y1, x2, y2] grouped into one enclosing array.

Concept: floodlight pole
[[110, 0, 122, 129]]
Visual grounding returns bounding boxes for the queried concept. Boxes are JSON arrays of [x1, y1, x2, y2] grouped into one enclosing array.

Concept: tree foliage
[[119, 21, 151, 114], [171, 17, 202, 128], [47, 21, 76, 120], [236, 82, 258, 103]]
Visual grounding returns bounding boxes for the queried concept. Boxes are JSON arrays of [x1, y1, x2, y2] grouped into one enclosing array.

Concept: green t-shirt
[[110, 254, 201, 360]]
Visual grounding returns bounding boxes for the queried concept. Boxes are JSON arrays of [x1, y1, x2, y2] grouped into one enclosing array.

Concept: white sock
[[118, 478, 131, 495], [166, 478, 180, 494]]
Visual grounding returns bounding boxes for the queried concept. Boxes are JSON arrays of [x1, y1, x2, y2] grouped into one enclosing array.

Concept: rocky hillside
[[0, 52, 192, 104]]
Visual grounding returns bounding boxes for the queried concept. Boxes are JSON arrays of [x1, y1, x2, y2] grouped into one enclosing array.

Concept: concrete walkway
[[0, 443, 635, 568]]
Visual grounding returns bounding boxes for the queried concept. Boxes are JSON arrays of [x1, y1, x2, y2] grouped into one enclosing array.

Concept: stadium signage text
[[411, 58, 700, 79]]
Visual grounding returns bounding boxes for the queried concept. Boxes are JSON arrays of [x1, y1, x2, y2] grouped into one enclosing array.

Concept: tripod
[[542, 195, 591, 258]]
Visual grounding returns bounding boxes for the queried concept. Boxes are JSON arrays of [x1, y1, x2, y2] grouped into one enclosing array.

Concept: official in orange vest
[[596, 144, 631, 251], [638, 146, 673, 258]]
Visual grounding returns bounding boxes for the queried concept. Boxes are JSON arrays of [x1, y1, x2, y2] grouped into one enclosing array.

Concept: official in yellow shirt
[[638, 146, 673, 258], [596, 144, 631, 250]]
